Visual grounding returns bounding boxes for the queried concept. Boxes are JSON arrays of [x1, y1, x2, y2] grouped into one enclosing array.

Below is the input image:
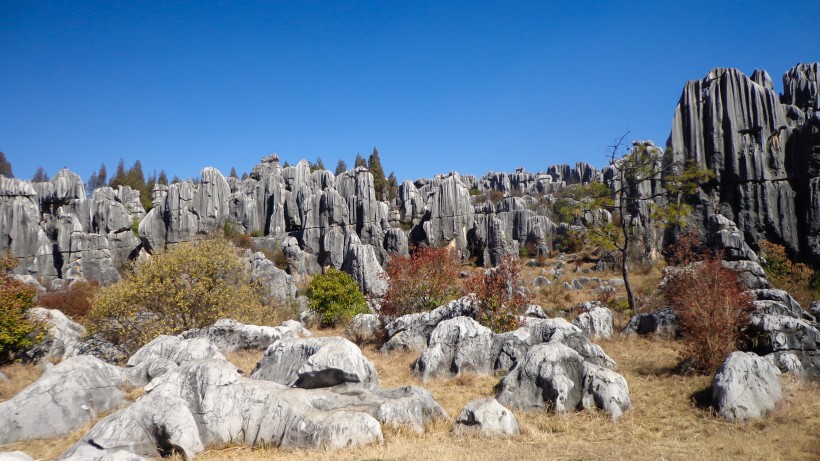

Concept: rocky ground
[[1, 254, 819, 461]]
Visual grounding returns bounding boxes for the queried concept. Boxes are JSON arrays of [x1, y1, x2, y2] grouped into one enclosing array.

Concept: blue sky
[[1, 1, 818, 183]]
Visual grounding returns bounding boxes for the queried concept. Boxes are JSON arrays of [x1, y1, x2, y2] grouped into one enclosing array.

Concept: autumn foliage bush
[[86, 237, 272, 354], [663, 255, 754, 373], [39, 281, 100, 321], [380, 246, 462, 318], [759, 240, 819, 307], [465, 255, 531, 333], [0, 255, 40, 364]]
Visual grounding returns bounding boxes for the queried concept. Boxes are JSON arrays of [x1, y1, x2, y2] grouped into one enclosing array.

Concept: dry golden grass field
[[2, 257, 819, 460]]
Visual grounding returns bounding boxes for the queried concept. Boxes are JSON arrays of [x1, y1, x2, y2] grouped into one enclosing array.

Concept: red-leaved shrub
[[663, 256, 754, 373], [465, 255, 532, 333], [380, 246, 462, 318], [39, 281, 100, 321]]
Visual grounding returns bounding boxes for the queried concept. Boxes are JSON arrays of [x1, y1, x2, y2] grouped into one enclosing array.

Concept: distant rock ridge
[[1, 62, 817, 289]]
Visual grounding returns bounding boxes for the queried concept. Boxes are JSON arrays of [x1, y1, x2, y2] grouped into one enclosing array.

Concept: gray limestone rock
[[496, 342, 630, 419], [411, 316, 495, 381], [572, 302, 614, 340], [622, 308, 680, 339], [0, 356, 128, 445], [126, 336, 227, 368], [22, 307, 85, 362], [382, 296, 477, 352], [342, 242, 388, 298], [194, 167, 231, 232], [251, 336, 379, 389], [180, 319, 305, 353], [0, 452, 34, 461], [247, 251, 296, 299], [712, 351, 782, 422], [452, 398, 520, 436], [346, 313, 383, 344]]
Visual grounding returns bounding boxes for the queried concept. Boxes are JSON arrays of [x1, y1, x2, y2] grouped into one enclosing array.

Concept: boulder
[[411, 317, 495, 381], [62, 360, 446, 459], [247, 251, 296, 299], [496, 342, 629, 419], [180, 319, 305, 353], [22, 307, 85, 362], [0, 453, 34, 461], [382, 296, 477, 352], [0, 356, 128, 445], [126, 336, 226, 368], [342, 242, 388, 298], [571, 302, 614, 340], [251, 336, 379, 389], [712, 351, 782, 422], [346, 313, 383, 344], [452, 398, 520, 436], [622, 307, 680, 339]]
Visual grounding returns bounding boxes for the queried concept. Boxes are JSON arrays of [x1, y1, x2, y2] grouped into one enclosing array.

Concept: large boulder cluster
[[380, 296, 627, 420], [2, 319, 449, 459]]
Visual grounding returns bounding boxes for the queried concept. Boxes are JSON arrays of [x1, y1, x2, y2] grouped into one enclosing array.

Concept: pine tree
[[241, 172, 248, 180], [387, 171, 399, 202], [87, 172, 99, 194], [229, 166, 238, 178], [334, 159, 347, 176], [171, 175, 181, 184], [368, 148, 387, 201], [0, 152, 13, 177], [283, 161, 291, 168], [315, 157, 325, 171], [32, 167, 49, 182], [354, 153, 366, 168], [98, 163, 107, 186], [110, 159, 127, 188], [157, 170, 168, 185]]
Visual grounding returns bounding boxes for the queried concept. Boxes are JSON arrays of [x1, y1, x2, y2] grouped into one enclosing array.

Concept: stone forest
[[0, 63, 818, 460]]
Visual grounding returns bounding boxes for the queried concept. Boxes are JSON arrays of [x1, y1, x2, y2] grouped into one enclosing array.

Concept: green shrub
[[0, 255, 40, 364], [86, 237, 272, 355], [306, 268, 368, 327]]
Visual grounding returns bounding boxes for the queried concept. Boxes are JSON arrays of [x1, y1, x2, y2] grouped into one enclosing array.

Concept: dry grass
[[4, 261, 818, 461], [187, 336, 820, 461], [0, 362, 42, 402]]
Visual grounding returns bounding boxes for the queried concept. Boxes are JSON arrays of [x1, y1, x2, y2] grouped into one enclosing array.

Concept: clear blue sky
[[1, 1, 818, 183]]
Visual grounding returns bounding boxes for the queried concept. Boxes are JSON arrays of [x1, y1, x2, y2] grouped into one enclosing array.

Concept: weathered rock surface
[[412, 317, 495, 381], [622, 308, 680, 339], [381, 296, 477, 352], [452, 398, 520, 436], [180, 319, 307, 353], [496, 342, 630, 419], [252, 336, 379, 389], [712, 351, 782, 422], [0, 356, 129, 445], [22, 307, 85, 362], [62, 359, 447, 459], [246, 251, 296, 299], [126, 336, 226, 368], [346, 313, 383, 344], [571, 302, 614, 340], [666, 64, 820, 266]]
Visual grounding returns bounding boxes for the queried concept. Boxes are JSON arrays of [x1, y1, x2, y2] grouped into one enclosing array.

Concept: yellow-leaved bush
[[86, 237, 275, 354]]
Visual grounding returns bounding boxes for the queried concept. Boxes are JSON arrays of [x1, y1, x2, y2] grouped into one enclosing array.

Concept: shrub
[[665, 231, 707, 266], [0, 255, 40, 364], [759, 240, 819, 307], [663, 256, 754, 374], [39, 281, 99, 321], [465, 255, 531, 333], [305, 268, 368, 327], [554, 228, 587, 254], [380, 246, 462, 318], [86, 237, 271, 354]]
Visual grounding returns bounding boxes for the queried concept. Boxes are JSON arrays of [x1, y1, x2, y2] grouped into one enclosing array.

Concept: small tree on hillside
[[380, 246, 462, 318], [335, 159, 348, 176], [561, 132, 712, 312], [0, 152, 13, 177], [354, 153, 367, 168], [32, 166, 49, 182], [368, 148, 387, 201]]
